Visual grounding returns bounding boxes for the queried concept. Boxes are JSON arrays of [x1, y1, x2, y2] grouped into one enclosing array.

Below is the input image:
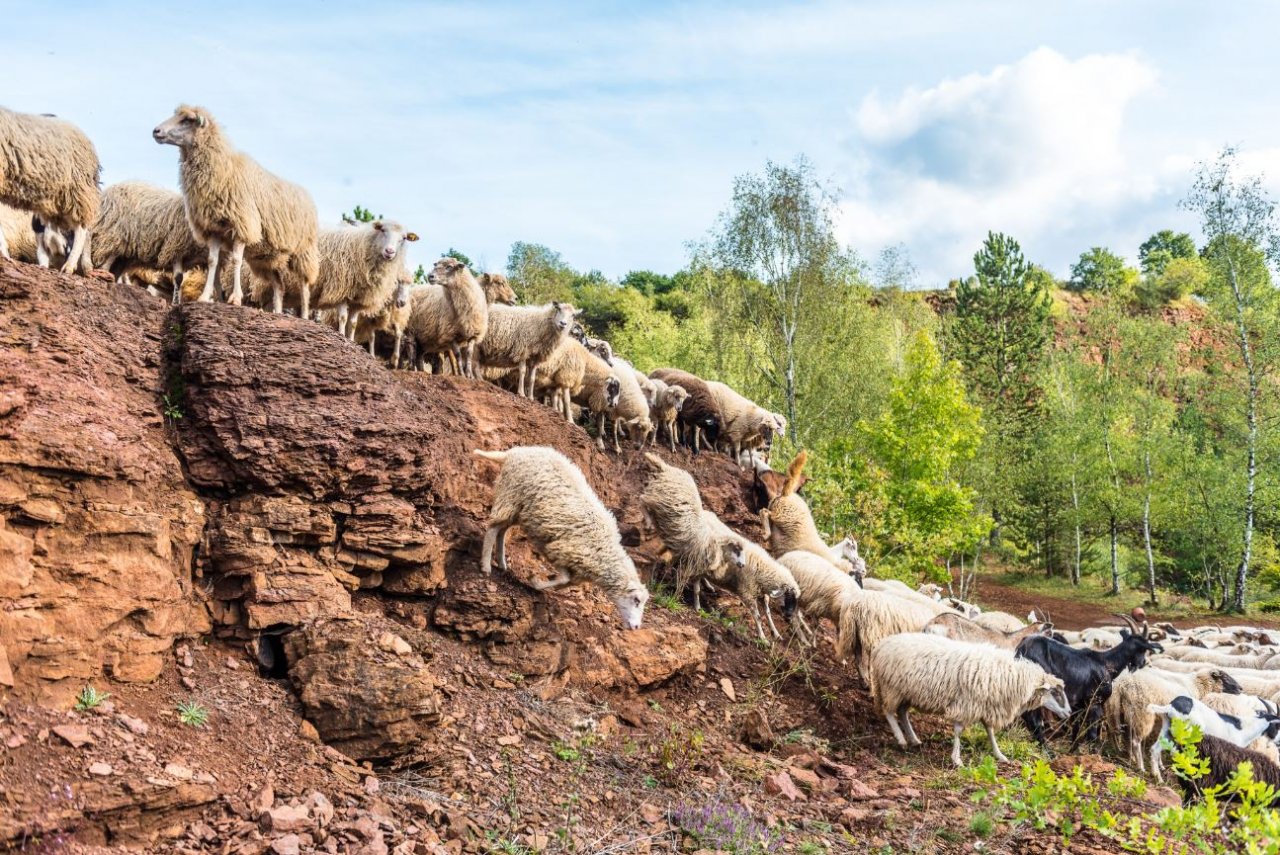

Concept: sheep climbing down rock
[[89, 181, 207, 303], [0, 106, 100, 274], [700, 511, 801, 643], [870, 632, 1071, 767], [473, 446, 648, 630], [152, 104, 319, 311], [478, 302, 580, 397]]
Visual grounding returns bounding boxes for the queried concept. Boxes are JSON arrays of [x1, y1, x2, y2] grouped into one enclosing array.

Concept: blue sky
[[7, 1, 1280, 285]]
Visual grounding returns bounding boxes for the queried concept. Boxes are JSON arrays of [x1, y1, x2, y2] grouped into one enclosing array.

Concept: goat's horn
[[1114, 613, 1139, 633]]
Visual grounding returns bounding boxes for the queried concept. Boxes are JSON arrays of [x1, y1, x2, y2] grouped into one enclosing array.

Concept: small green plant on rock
[[176, 699, 209, 728], [74, 685, 110, 711]]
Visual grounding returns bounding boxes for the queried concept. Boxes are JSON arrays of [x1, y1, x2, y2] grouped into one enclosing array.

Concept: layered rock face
[[0, 261, 755, 754]]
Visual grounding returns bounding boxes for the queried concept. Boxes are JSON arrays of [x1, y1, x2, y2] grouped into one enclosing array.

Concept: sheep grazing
[[153, 104, 319, 310], [639, 452, 745, 608], [1107, 666, 1243, 775], [1175, 735, 1280, 806], [1146, 695, 1280, 779], [478, 302, 579, 397], [775, 550, 858, 651], [924, 613, 1050, 650], [870, 633, 1070, 767], [648, 368, 723, 454], [700, 511, 801, 642], [477, 272, 517, 306], [0, 203, 66, 265], [706, 380, 778, 467], [89, 181, 207, 302], [472, 446, 648, 630], [648, 379, 690, 452], [0, 107, 99, 274]]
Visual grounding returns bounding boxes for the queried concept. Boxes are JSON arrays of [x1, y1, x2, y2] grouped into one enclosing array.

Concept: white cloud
[[838, 47, 1181, 282]]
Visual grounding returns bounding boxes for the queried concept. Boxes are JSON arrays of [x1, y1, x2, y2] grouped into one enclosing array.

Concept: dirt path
[[971, 574, 1280, 632]]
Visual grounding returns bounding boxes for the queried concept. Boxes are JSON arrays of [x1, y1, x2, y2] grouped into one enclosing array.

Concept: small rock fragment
[[164, 763, 194, 781], [52, 724, 93, 748], [88, 762, 113, 776]]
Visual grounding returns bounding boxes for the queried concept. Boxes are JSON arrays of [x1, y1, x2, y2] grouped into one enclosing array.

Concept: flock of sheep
[[4, 103, 1278, 804], [0, 104, 786, 461]]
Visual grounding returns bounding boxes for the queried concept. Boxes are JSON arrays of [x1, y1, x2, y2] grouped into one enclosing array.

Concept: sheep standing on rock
[[639, 453, 745, 608], [0, 203, 65, 265], [89, 181, 206, 302], [352, 278, 415, 367], [528, 338, 619, 427], [473, 446, 648, 630], [870, 633, 1071, 767], [153, 105, 319, 310], [478, 302, 579, 397], [648, 378, 689, 452], [648, 368, 723, 454], [706, 380, 778, 467], [0, 106, 100, 274]]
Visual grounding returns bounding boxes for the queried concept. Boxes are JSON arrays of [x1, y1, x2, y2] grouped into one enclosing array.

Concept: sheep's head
[[668, 385, 689, 412], [549, 301, 579, 333], [604, 376, 621, 409], [610, 574, 649, 631], [1211, 670, 1243, 695], [392, 278, 412, 308], [1029, 675, 1070, 719], [586, 337, 613, 365], [428, 255, 468, 285], [371, 221, 418, 263], [719, 538, 747, 571], [771, 584, 799, 619], [153, 104, 215, 147], [479, 273, 517, 305]]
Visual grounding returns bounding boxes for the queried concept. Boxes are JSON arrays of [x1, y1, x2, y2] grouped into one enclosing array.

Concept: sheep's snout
[[381, 245, 399, 260]]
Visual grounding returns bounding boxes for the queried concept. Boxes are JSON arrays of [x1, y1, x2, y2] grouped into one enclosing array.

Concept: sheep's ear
[[574, 308, 585, 317], [406, 232, 419, 242], [553, 301, 562, 309]]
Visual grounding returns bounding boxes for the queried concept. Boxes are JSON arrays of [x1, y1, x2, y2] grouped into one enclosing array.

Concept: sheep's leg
[[691, 582, 702, 613], [612, 420, 621, 454], [35, 224, 50, 267], [885, 712, 909, 749], [199, 240, 222, 302], [299, 282, 310, 321], [531, 570, 572, 591], [1149, 718, 1169, 782], [171, 264, 185, 306], [693, 425, 702, 453], [985, 723, 1009, 763], [901, 710, 922, 746], [480, 525, 507, 575], [1130, 732, 1145, 774], [57, 225, 86, 274], [595, 413, 606, 451], [336, 305, 350, 339], [793, 611, 815, 646], [527, 365, 538, 398], [517, 364, 528, 398], [393, 331, 403, 370], [347, 312, 361, 341], [748, 601, 767, 642], [951, 723, 965, 767], [367, 336, 376, 357], [0, 223, 9, 259], [763, 598, 782, 640], [228, 242, 246, 306]]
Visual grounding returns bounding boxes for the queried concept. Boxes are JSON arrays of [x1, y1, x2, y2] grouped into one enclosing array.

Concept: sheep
[[352, 279, 415, 367], [775, 550, 859, 650], [1159, 644, 1274, 671], [1174, 735, 1280, 806], [839, 582, 952, 680], [1106, 667, 1243, 775], [1146, 695, 1280, 781], [478, 272, 517, 306], [829, 537, 867, 584], [472, 446, 648, 630], [924, 612, 1050, 650], [478, 302, 579, 397], [88, 181, 207, 303], [648, 368, 723, 453], [0, 203, 65, 265], [648, 379, 690, 452], [639, 452, 745, 608], [397, 257, 490, 375], [869, 633, 1070, 767], [700, 511, 801, 642], [153, 104, 319, 310], [706, 379, 778, 467], [1150, 658, 1280, 699], [530, 338, 619, 429], [974, 611, 1027, 634], [601, 357, 652, 453], [0, 107, 99, 274]]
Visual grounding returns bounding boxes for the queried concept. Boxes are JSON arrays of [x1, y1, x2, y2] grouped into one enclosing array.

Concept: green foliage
[[1139, 230, 1197, 276], [347, 205, 379, 223], [1134, 255, 1209, 309], [1070, 246, 1139, 295], [550, 740, 580, 762], [176, 699, 209, 728], [648, 580, 684, 612], [74, 685, 110, 711], [652, 723, 705, 786]]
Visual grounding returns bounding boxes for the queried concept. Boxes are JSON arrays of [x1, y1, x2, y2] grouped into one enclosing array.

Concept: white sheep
[[923, 612, 1049, 650], [706, 379, 778, 467], [352, 279, 415, 367], [973, 611, 1027, 634], [153, 104, 319, 310], [700, 511, 802, 642], [0, 203, 66, 265], [530, 338, 619, 427], [1106, 667, 1242, 775], [473, 446, 648, 630], [775, 549, 859, 650], [839, 583, 953, 680], [88, 181, 207, 303], [648, 379, 690, 452], [639, 453, 745, 608], [601, 356, 651, 453], [478, 302, 579, 397], [870, 633, 1070, 767], [0, 107, 99, 274], [401, 257, 489, 375]]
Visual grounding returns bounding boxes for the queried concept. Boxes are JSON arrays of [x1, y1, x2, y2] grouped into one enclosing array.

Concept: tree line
[[484, 149, 1280, 613]]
